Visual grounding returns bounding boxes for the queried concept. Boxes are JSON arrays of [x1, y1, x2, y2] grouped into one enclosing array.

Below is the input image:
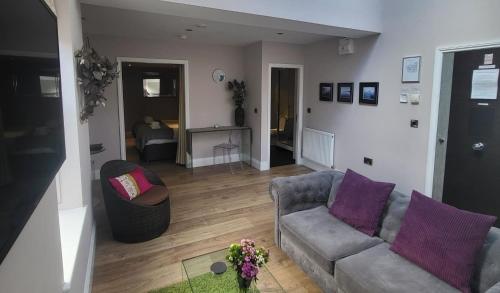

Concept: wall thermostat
[[338, 38, 355, 55]]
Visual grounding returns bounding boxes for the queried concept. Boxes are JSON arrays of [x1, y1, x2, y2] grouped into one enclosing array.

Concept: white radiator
[[302, 128, 335, 168]]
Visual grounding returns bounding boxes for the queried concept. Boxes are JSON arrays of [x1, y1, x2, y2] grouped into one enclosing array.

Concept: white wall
[[87, 35, 245, 169], [80, 0, 381, 38], [55, 1, 95, 292], [56, 0, 92, 209], [304, 0, 500, 194], [0, 180, 64, 293], [163, 0, 382, 33]]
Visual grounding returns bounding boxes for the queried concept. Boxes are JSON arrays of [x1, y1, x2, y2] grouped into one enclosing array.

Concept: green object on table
[[149, 267, 259, 293]]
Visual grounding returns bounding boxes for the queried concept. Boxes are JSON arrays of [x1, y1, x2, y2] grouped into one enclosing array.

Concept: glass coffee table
[[182, 249, 284, 293]]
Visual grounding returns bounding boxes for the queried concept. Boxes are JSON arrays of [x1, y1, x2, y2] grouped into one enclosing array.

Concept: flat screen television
[[0, 0, 65, 264]]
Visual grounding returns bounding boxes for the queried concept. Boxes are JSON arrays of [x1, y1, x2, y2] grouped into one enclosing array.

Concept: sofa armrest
[[486, 282, 500, 293], [270, 170, 340, 216], [270, 170, 343, 246]]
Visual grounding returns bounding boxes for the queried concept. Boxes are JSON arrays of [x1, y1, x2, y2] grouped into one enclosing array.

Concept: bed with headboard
[[132, 118, 179, 162]]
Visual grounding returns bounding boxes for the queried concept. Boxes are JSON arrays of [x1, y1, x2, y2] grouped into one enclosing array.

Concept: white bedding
[[145, 138, 178, 146]]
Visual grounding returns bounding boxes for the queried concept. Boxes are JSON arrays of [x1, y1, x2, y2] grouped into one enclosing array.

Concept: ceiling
[[81, 4, 335, 46]]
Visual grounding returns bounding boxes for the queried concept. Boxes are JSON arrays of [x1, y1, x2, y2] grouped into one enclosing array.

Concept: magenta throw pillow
[[329, 169, 395, 236], [390, 190, 496, 293], [108, 168, 153, 200]]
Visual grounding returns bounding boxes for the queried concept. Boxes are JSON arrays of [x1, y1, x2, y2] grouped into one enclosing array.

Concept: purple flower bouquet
[[226, 239, 269, 289]]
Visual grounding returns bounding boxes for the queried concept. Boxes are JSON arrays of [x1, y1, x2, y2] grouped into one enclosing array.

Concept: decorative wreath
[[75, 38, 119, 122]]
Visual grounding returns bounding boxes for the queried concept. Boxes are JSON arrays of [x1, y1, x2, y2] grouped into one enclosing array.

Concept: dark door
[[443, 48, 500, 227], [270, 68, 296, 167]]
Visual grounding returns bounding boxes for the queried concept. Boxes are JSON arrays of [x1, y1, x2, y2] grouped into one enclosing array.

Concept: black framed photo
[[319, 83, 334, 101], [359, 82, 379, 105], [337, 83, 354, 103]]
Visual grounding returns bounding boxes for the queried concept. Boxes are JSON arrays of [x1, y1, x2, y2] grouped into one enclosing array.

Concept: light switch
[[400, 93, 408, 103], [409, 93, 420, 104]]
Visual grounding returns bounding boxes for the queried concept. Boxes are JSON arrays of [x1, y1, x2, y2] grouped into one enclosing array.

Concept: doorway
[[432, 46, 500, 227], [270, 67, 297, 167], [117, 57, 189, 166]]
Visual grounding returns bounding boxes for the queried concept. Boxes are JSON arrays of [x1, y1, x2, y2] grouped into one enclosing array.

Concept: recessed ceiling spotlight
[[185, 28, 193, 32], [196, 24, 208, 28], [276, 32, 284, 35], [177, 34, 188, 40]]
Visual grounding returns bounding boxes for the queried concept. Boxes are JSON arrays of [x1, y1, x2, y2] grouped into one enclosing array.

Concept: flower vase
[[235, 106, 244, 127], [237, 275, 252, 290]]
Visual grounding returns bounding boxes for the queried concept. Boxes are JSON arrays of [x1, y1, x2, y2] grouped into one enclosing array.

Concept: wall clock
[[212, 69, 226, 83]]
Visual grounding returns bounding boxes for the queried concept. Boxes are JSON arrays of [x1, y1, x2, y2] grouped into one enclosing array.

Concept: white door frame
[[116, 57, 189, 159], [425, 40, 500, 195], [264, 63, 304, 170]]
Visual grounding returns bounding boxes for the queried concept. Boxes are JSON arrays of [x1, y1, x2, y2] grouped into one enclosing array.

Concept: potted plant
[[226, 239, 269, 290], [227, 79, 246, 127]]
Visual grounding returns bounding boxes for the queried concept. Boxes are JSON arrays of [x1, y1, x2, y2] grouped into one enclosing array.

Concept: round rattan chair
[[100, 160, 170, 243]]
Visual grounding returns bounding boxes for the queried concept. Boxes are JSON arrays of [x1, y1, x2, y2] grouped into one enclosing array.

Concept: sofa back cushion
[[473, 227, 500, 293], [327, 172, 345, 208], [390, 190, 496, 293], [329, 169, 395, 236], [379, 190, 411, 243]]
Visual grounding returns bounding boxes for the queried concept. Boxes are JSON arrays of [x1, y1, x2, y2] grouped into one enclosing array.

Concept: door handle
[[472, 142, 486, 152], [438, 137, 446, 144]]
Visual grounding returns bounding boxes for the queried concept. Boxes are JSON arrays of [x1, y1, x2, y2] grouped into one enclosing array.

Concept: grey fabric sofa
[[270, 170, 500, 293]]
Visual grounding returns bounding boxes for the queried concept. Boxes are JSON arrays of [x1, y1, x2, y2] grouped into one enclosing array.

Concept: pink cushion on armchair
[[108, 168, 153, 200]]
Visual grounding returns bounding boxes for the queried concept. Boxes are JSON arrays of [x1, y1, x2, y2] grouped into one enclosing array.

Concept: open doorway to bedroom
[[117, 58, 188, 167]]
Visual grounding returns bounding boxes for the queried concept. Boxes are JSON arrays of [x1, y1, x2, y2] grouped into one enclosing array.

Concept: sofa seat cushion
[[280, 206, 383, 274], [335, 243, 459, 293]]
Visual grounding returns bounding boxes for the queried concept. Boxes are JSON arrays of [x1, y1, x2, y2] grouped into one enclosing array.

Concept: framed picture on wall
[[337, 83, 354, 103], [359, 82, 379, 105], [402, 56, 421, 83], [319, 83, 334, 101]]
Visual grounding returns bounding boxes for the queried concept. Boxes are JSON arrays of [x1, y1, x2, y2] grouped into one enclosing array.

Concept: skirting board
[[259, 160, 270, 171], [192, 153, 242, 168]]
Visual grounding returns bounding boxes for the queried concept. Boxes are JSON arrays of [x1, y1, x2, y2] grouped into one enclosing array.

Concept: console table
[[186, 126, 252, 168]]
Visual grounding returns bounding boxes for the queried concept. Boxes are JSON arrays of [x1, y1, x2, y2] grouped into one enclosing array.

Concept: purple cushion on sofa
[[329, 169, 395, 236], [390, 190, 496, 293]]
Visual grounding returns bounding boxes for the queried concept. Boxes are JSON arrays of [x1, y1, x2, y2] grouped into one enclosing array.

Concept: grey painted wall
[[243, 42, 263, 165], [260, 42, 304, 167], [87, 35, 245, 169], [303, 0, 500, 194]]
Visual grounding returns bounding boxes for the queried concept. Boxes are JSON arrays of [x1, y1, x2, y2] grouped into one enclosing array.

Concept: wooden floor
[[91, 162, 321, 293]]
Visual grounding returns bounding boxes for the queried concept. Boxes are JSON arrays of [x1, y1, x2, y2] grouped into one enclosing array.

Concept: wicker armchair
[[100, 160, 170, 243]]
